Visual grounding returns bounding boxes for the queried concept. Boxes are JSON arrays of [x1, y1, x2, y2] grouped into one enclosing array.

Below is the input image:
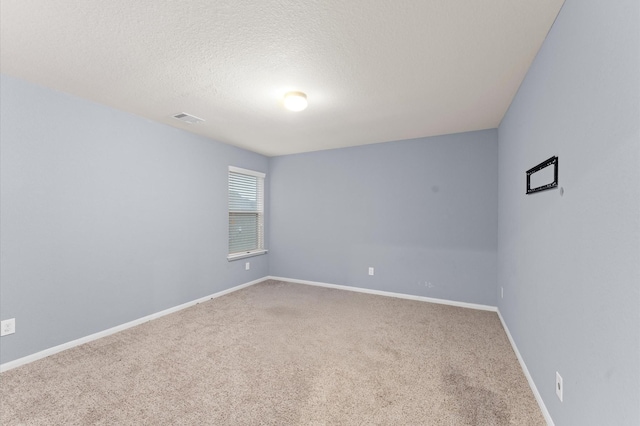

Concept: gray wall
[[269, 130, 498, 306], [497, 0, 640, 424], [0, 74, 269, 364]]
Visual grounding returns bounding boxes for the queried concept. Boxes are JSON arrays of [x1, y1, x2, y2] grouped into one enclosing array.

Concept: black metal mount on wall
[[526, 156, 558, 194]]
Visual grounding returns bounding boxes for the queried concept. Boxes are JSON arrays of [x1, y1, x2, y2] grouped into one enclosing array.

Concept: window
[[228, 166, 266, 260]]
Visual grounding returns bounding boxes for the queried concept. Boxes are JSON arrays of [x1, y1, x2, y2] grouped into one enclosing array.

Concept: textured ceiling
[[0, 0, 564, 156]]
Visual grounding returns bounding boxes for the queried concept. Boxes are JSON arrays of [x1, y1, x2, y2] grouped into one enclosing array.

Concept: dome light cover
[[283, 91, 308, 111]]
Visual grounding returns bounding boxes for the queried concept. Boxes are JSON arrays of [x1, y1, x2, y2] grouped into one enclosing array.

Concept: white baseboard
[[0, 276, 268, 373], [4, 275, 547, 426], [266, 278, 554, 422], [267, 276, 497, 312], [497, 310, 554, 426]]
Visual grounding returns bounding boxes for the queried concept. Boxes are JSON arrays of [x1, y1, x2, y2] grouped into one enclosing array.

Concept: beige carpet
[[0, 279, 544, 425]]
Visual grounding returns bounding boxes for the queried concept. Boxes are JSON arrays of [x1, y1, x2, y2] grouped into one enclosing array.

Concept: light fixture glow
[[283, 91, 308, 111]]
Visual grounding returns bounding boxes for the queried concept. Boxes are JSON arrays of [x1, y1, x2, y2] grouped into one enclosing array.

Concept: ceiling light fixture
[[283, 91, 308, 111]]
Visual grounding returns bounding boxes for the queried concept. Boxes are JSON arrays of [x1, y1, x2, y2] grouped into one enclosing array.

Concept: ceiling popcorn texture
[[0, 0, 564, 156]]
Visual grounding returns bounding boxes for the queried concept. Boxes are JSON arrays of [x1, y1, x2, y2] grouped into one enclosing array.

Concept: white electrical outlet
[[368, 267, 374, 276], [1, 318, 15, 336], [245, 262, 250, 271], [556, 371, 563, 402], [501, 287, 504, 298]]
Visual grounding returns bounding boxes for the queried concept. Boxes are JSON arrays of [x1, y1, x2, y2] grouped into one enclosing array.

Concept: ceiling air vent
[[172, 112, 204, 124]]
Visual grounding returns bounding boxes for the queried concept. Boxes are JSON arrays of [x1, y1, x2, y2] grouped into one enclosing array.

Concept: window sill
[[227, 249, 268, 261]]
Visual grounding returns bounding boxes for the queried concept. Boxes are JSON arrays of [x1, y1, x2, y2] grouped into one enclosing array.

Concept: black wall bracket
[[526, 156, 558, 194]]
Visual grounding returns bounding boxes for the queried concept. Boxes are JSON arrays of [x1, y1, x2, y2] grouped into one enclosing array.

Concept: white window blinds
[[228, 166, 266, 259]]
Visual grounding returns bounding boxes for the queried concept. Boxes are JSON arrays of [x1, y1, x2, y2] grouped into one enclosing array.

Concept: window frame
[[227, 166, 267, 261]]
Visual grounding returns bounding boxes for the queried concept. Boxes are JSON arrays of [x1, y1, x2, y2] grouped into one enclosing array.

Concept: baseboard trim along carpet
[[497, 310, 554, 426], [268, 276, 498, 312], [2, 280, 547, 424], [270, 276, 553, 424], [0, 277, 268, 373], [2, 275, 552, 426]]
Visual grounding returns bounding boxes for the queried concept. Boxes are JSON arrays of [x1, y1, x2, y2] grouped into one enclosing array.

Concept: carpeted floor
[[0, 279, 545, 425]]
